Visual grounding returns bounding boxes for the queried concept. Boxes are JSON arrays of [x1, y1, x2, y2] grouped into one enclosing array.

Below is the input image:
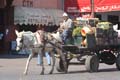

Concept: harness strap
[[35, 30, 45, 44], [37, 31, 44, 42]]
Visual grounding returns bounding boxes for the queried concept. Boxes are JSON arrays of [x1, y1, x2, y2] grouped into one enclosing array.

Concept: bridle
[[16, 36, 23, 50]]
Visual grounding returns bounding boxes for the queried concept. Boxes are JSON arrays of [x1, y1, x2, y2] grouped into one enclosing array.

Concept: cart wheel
[[116, 54, 120, 70], [85, 55, 99, 72], [100, 51, 116, 65], [56, 58, 69, 72]]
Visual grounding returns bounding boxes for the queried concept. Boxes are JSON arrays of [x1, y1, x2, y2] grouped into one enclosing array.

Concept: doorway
[[0, 9, 5, 52], [108, 15, 119, 29]]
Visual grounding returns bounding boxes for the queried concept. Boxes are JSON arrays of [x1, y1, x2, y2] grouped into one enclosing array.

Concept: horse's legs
[[39, 49, 45, 75], [49, 50, 55, 74], [59, 49, 68, 73], [24, 53, 34, 75]]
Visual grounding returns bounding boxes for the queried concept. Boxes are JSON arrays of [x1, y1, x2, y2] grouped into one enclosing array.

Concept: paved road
[[0, 54, 120, 80]]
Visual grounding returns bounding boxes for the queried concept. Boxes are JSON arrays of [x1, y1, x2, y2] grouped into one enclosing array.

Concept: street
[[0, 54, 120, 80]]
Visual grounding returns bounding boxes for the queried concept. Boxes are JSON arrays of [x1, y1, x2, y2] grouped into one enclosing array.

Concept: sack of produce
[[97, 22, 113, 30], [81, 26, 93, 37]]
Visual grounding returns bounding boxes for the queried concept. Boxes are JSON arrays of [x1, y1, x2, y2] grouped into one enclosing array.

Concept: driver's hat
[[63, 12, 68, 17]]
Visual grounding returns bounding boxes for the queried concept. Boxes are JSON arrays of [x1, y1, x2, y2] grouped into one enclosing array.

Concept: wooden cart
[[56, 21, 120, 73]]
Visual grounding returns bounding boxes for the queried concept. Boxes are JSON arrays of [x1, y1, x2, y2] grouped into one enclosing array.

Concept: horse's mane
[[23, 31, 33, 35], [50, 31, 62, 42]]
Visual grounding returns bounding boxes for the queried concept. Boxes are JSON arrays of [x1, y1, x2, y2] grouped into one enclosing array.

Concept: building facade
[[96, 12, 120, 25], [64, 0, 120, 26], [0, 0, 64, 53], [0, 0, 63, 9]]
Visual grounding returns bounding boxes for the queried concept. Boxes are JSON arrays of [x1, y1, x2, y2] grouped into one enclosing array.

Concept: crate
[[96, 37, 118, 46], [86, 34, 96, 48], [96, 38, 104, 45], [96, 28, 104, 38]]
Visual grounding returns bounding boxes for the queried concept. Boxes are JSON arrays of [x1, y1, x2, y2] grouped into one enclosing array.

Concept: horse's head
[[15, 30, 34, 50], [15, 30, 24, 51]]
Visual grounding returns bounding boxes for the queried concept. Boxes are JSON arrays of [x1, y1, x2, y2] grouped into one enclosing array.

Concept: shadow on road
[[55, 68, 119, 75], [68, 68, 119, 74], [0, 54, 29, 59], [98, 68, 119, 73], [54, 70, 88, 75]]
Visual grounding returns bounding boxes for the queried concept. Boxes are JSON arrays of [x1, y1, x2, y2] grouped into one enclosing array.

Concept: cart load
[[56, 18, 120, 73], [72, 18, 99, 47], [73, 18, 119, 48], [96, 22, 118, 46]]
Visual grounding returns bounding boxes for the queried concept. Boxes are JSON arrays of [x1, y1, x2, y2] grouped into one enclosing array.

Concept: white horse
[[15, 30, 67, 75]]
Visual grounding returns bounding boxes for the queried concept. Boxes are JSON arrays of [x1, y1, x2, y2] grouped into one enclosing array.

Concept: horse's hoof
[[40, 72, 44, 75], [23, 72, 27, 75], [37, 64, 42, 66], [49, 72, 53, 74], [48, 64, 51, 66], [65, 71, 68, 74]]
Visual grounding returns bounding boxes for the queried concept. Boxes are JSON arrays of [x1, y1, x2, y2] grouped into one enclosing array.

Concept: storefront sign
[[14, 7, 64, 25], [64, 0, 120, 12]]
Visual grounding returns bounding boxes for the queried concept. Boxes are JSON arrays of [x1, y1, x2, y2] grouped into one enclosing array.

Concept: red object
[[64, 0, 120, 12]]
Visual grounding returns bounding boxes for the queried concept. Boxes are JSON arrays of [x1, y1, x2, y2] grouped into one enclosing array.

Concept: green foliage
[[72, 26, 82, 36], [97, 22, 112, 30]]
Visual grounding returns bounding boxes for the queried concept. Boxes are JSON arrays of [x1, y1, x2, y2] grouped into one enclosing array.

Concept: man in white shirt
[[59, 12, 73, 44]]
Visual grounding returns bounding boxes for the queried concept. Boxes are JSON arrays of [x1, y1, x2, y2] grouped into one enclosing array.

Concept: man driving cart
[[58, 12, 73, 44]]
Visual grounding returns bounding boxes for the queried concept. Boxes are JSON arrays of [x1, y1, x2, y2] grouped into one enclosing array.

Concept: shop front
[[64, 0, 120, 22], [4, 6, 64, 53]]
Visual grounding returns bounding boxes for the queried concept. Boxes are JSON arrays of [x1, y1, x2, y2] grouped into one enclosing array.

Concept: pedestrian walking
[[36, 25, 51, 65], [37, 52, 51, 65]]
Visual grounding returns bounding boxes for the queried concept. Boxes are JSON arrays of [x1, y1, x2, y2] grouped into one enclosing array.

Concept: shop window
[[108, 15, 119, 29], [95, 14, 101, 20], [108, 15, 119, 23]]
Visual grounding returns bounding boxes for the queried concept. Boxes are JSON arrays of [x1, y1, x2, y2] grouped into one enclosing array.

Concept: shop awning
[[64, 0, 120, 13], [14, 6, 64, 25]]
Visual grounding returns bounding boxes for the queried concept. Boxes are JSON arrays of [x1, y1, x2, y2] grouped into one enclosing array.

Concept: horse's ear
[[15, 29, 19, 36]]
